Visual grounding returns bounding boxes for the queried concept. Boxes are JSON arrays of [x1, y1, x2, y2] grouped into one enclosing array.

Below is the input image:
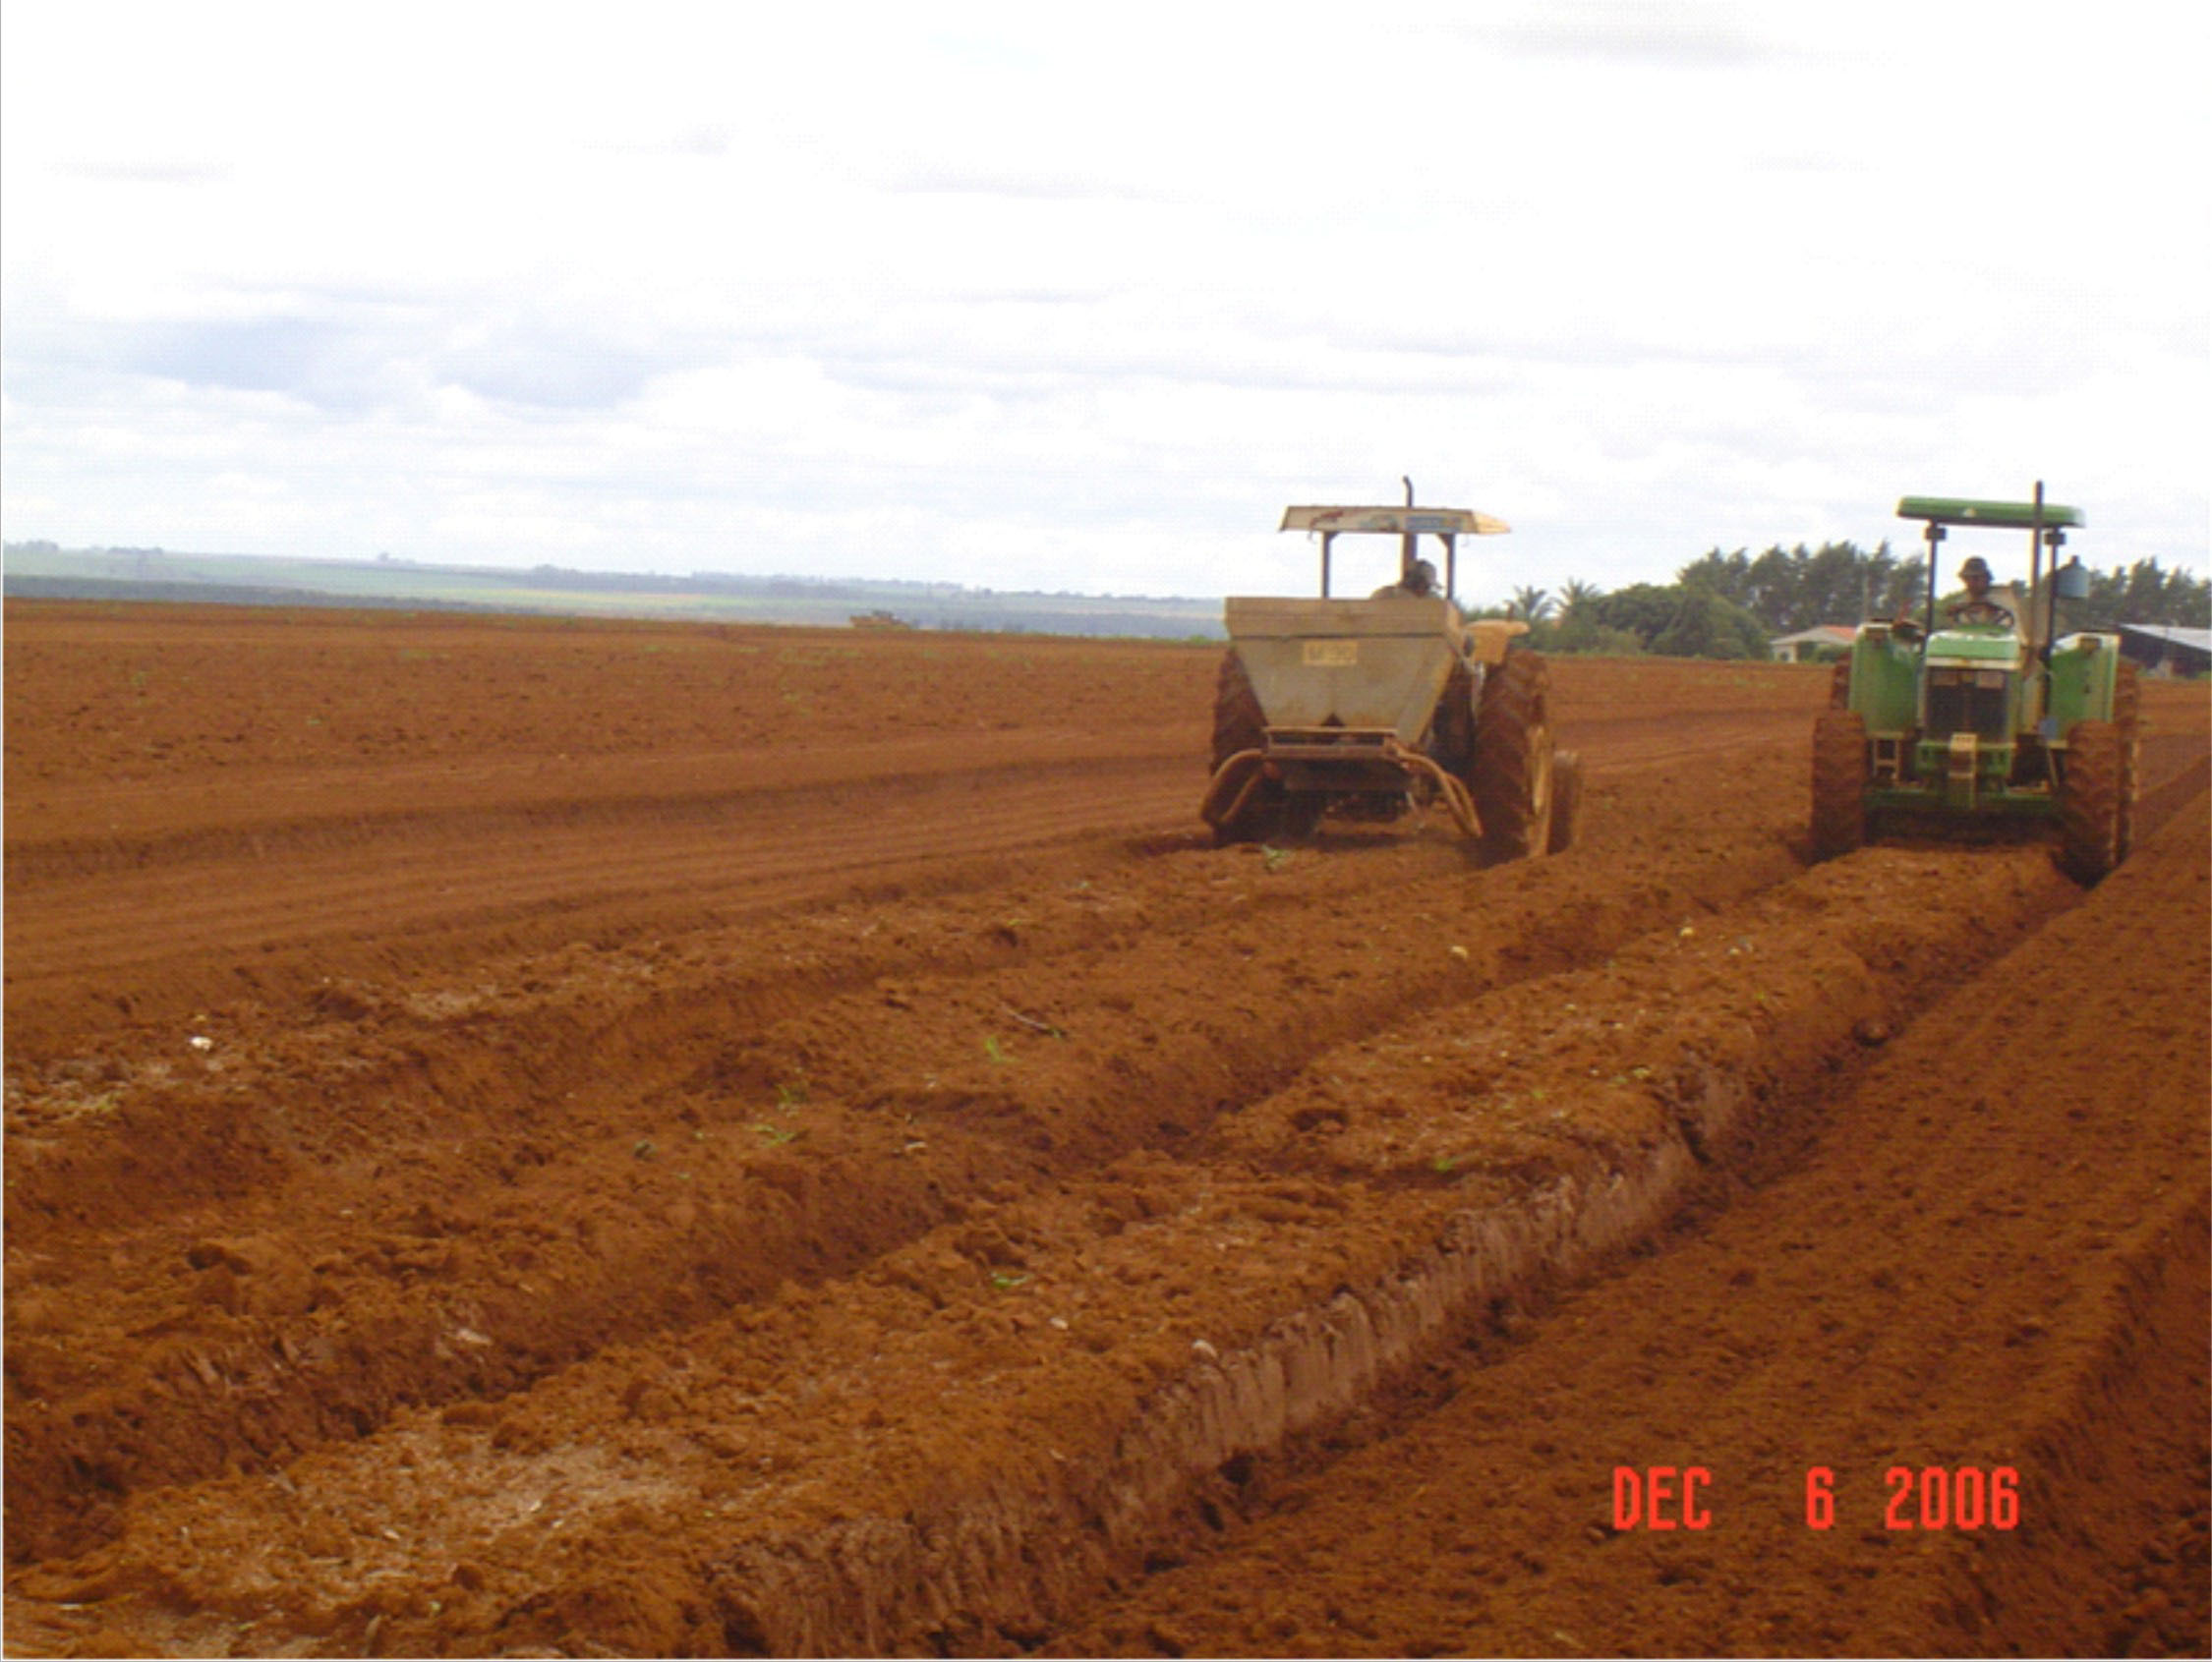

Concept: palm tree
[[1556, 578, 1602, 621], [1509, 584, 1553, 623]]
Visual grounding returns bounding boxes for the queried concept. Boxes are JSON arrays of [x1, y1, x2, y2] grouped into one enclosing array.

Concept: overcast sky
[[3, 2, 2205, 603]]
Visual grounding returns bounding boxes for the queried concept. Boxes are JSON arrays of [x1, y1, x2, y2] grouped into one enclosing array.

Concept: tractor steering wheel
[[1945, 599, 2016, 628]]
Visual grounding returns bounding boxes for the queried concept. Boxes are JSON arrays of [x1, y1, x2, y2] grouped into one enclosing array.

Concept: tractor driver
[[1372, 557, 1440, 602], [1895, 554, 2028, 641], [1942, 555, 2023, 627]]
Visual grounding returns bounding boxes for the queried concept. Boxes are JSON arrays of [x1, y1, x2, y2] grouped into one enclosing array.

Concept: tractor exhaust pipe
[[1401, 475, 1417, 584]]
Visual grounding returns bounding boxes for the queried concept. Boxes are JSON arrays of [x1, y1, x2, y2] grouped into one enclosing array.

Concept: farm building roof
[[2118, 624, 2212, 654], [1769, 625, 1859, 648]]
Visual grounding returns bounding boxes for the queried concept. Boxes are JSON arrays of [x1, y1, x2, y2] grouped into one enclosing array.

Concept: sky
[[3, 1, 2206, 604]]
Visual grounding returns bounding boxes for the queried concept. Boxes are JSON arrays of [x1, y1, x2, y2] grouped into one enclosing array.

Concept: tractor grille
[[1925, 668, 2009, 741]]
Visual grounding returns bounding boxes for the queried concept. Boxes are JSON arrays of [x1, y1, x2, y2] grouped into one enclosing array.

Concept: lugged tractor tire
[[2114, 659, 2141, 861], [1210, 648, 1265, 770], [2060, 718, 2124, 884], [1546, 749, 1585, 854], [1829, 659, 1851, 709], [1470, 648, 1556, 863], [1208, 649, 1285, 845], [1809, 710, 1867, 859], [1427, 659, 1479, 774]]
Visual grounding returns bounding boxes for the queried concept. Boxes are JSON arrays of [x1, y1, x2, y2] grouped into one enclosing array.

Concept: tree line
[[1484, 542, 2211, 660]]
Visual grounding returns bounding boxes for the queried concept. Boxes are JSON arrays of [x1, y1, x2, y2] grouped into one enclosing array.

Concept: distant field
[[0, 544, 1225, 638]]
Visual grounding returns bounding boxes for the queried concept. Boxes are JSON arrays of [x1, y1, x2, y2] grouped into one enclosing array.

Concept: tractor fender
[[1464, 619, 1528, 666]]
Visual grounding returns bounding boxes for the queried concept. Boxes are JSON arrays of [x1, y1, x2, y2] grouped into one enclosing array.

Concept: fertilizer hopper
[[1200, 492, 1580, 860]]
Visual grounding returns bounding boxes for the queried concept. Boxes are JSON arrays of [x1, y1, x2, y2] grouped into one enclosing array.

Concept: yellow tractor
[[1200, 488, 1580, 860]]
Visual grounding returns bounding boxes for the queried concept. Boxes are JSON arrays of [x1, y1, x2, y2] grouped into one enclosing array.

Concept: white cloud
[[3, 1, 2204, 603]]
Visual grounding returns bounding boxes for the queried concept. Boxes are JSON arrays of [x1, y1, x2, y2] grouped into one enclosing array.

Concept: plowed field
[[6, 601, 2207, 1658]]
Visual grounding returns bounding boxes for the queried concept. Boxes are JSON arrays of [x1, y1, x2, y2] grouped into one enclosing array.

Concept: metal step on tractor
[[1812, 485, 2139, 882], [1199, 484, 1581, 860]]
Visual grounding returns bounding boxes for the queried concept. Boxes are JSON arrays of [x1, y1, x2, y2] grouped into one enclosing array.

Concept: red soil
[[5, 600, 2205, 1657]]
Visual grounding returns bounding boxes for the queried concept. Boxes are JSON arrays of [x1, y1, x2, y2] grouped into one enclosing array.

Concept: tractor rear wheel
[[2114, 659, 2141, 861], [1211, 648, 1264, 770], [1546, 749, 1585, 854], [2060, 719, 2124, 883], [1470, 649, 1555, 862], [1209, 649, 1285, 845], [1428, 659, 1478, 774], [1810, 710, 1866, 859]]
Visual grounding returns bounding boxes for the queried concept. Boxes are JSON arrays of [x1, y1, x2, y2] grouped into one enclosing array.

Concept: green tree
[[2072, 559, 2212, 630], [1555, 577, 1603, 621], [1578, 582, 1767, 659], [1651, 591, 1772, 659], [1678, 547, 1754, 609], [1874, 545, 1928, 618], [1509, 584, 1553, 622], [1582, 583, 1683, 645], [1680, 540, 1924, 631]]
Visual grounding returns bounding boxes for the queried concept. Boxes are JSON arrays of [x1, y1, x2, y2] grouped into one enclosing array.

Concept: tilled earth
[[5, 601, 2207, 1658]]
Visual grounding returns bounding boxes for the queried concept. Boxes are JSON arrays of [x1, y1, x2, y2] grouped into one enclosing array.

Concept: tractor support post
[[1921, 519, 1946, 661], [2040, 489, 2069, 669]]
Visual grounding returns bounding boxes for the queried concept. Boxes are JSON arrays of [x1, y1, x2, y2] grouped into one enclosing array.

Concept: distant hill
[[1, 544, 1226, 640]]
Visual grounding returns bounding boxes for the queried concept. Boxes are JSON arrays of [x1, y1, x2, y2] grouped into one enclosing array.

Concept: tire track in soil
[[4, 746, 1810, 1565], [1, 811, 2161, 1657], [2, 733, 1188, 884], [2, 754, 1199, 1059]]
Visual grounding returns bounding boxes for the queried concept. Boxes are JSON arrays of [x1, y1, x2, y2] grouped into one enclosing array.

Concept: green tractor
[[1812, 486, 2139, 881]]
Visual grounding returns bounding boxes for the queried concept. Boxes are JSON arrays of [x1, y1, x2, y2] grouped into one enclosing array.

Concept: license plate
[[1302, 640, 1358, 667]]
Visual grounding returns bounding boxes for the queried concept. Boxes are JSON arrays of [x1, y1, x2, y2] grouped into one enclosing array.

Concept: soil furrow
[[4, 755, 1808, 1562], [1, 831, 2109, 1654], [1056, 794, 2212, 1659]]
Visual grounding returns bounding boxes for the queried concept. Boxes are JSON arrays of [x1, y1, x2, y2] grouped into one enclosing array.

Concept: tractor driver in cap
[[1892, 553, 2027, 642], [1943, 555, 2025, 627]]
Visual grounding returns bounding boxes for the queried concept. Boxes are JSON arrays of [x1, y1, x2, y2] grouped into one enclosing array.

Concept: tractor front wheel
[[1809, 710, 1866, 859], [2060, 719, 2124, 883], [1470, 649, 1555, 862]]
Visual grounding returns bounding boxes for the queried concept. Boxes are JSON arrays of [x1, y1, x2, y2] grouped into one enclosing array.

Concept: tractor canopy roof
[[1896, 495, 2084, 531], [1281, 505, 1511, 537]]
